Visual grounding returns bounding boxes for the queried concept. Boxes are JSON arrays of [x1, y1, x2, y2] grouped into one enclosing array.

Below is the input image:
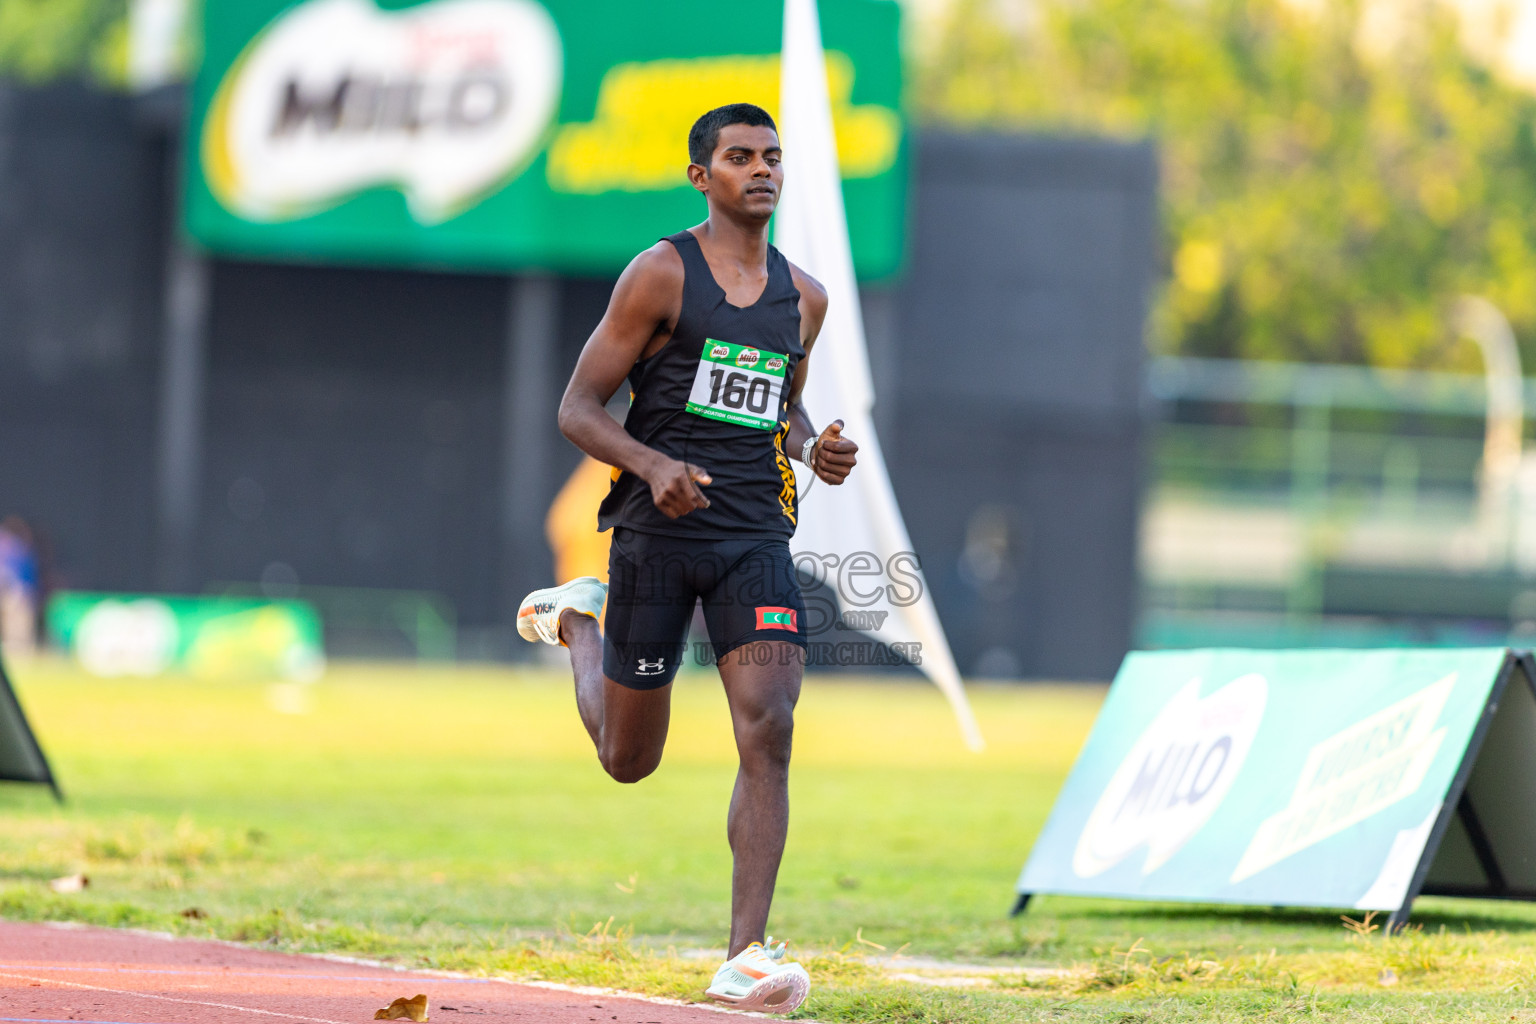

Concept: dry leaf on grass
[[48, 874, 89, 894], [375, 994, 429, 1021]]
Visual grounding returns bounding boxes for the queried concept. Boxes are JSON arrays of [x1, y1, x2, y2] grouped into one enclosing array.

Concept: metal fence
[[1143, 356, 1536, 648]]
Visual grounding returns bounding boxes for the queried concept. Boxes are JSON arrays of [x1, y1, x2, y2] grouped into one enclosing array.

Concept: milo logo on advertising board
[[202, 0, 562, 224], [736, 348, 761, 369], [1072, 674, 1267, 878]]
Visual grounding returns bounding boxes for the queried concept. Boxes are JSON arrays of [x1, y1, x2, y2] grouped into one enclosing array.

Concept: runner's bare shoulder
[[610, 239, 687, 325], [786, 261, 828, 338]]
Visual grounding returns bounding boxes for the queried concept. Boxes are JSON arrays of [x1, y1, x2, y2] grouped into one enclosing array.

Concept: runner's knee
[[735, 698, 794, 774], [599, 741, 663, 784]]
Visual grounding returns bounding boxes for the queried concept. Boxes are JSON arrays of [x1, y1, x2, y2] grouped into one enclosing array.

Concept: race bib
[[685, 339, 788, 430]]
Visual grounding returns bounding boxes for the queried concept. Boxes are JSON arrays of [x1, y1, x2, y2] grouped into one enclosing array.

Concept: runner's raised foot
[[704, 939, 809, 1014], [516, 577, 607, 647]]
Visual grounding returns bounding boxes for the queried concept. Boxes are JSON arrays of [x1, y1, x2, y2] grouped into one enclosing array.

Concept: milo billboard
[[187, 0, 905, 276], [1016, 649, 1536, 927]]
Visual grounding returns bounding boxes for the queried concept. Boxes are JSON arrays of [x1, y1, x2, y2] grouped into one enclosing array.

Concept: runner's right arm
[[558, 243, 713, 519]]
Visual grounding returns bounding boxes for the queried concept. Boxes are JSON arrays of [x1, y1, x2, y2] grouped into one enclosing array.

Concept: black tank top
[[597, 230, 805, 539]]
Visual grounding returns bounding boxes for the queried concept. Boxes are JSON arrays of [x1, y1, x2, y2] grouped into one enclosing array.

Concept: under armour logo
[[636, 658, 666, 675]]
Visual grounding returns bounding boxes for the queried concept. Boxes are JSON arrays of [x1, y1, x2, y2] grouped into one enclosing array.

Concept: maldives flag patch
[[755, 606, 798, 631]]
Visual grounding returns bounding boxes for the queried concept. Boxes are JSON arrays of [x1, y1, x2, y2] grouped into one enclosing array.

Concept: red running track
[[0, 922, 746, 1024]]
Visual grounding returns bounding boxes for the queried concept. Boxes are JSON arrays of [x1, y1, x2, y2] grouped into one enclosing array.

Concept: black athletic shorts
[[603, 527, 807, 689]]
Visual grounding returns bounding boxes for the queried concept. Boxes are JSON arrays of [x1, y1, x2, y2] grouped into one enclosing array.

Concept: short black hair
[[688, 103, 777, 167]]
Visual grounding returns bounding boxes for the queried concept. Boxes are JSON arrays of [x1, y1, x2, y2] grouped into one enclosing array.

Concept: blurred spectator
[[0, 517, 39, 657]]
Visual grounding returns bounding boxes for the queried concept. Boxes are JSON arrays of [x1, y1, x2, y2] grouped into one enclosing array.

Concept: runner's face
[[707, 124, 782, 220]]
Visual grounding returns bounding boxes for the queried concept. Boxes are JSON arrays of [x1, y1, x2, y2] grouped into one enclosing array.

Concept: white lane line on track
[[2, 1017, 184, 1024], [0, 964, 493, 984], [0, 971, 350, 1024], [515, 980, 781, 1017]]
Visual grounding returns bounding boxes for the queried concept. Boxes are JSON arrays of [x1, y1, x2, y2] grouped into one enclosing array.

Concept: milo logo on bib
[[686, 338, 789, 430]]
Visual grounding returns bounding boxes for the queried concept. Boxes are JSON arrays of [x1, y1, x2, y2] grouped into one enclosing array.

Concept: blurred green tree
[[0, 0, 128, 87], [916, 0, 1536, 370]]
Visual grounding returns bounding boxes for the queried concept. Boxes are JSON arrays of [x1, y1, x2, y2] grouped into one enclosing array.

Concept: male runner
[[515, 103, 857, 1014]]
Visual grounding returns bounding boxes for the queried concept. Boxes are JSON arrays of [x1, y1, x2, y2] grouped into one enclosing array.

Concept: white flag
[[774, 0, 984, 750]]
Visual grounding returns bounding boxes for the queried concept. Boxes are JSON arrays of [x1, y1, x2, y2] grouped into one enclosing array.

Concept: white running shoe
[[516, 577, 607, 647], [704, 939, 810, 1014]]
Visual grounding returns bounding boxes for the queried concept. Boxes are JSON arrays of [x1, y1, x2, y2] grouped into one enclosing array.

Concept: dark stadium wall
[[891, 133, 1155, 681], [0, 86, 1152, 679], [0, 85, 168, 596], [199, 261, 509, 630]]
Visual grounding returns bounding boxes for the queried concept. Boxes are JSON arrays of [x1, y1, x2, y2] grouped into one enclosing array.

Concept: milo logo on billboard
[[1072, 673, 1267, 878], [202, 0, 562, 224]]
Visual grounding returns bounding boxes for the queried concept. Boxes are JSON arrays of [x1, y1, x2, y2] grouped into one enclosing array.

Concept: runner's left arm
[[785, 266, 858, 485]]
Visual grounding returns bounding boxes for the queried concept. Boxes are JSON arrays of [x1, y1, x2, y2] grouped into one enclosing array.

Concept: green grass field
[[8, 657, 1536, 1022]]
